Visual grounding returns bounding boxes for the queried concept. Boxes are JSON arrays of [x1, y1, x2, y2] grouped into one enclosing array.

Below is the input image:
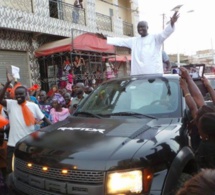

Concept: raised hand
[[6, 67, 14, 83], [201, 76, 211, 88], [179, 67, 190, 80], [170, 11, 179, 26]]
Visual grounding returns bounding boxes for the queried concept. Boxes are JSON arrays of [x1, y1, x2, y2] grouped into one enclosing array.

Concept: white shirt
[[5, 100, 45, 147], [107, 24, 174, 75], [71, 93, 88, 107]]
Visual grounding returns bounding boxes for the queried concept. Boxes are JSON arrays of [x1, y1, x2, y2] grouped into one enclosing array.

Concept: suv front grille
[[15, 158, 104, 184]]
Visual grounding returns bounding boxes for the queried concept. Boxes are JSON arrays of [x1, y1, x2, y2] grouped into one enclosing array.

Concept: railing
[[96, 13, 112, 32], [41, 73, 106, 91], [49, 0, 86, 25], [0, 0, 33, 13], [123, 21, 133, 36]]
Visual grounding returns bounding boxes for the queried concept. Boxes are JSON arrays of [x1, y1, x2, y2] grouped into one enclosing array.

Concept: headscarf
[[51, 93, 66, 106], [28, 84, 40, 92]]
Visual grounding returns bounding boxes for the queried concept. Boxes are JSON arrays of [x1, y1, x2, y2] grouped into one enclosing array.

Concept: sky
[[138, 0, 215, 55]]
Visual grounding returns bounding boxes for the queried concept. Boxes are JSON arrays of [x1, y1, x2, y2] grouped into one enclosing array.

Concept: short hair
[[199, 112, 215, 136], [176, 169, 215, 195], [195, 105, 215, 124], [75, 82, 85, 89], [137, 21, 148, 27], [15, 86, 28, 94], [64, 92, 71, 98]]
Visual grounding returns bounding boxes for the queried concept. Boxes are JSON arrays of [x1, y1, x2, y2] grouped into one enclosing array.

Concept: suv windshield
[[78, 76, 181, 118]]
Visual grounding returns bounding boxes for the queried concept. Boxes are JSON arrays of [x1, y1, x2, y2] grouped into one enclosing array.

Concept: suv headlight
[[106, 169, 153, 194]]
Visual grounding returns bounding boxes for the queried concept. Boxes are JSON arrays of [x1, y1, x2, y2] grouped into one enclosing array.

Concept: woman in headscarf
[[49, 93, 70, 124]]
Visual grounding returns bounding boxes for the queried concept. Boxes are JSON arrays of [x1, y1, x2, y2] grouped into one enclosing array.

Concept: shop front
[[35, 32, 116, 91]]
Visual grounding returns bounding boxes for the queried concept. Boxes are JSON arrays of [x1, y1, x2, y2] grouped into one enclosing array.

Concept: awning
[[34, 33, 115, 57], [103, 55, 131, 62]]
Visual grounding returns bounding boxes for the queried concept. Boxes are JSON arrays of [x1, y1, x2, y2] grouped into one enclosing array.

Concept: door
[[0, 50, 30, 87]]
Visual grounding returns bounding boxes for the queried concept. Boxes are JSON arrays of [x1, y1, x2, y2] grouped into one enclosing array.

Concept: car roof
[[205, 74, 215, 79], [108, 74, 180, 81]]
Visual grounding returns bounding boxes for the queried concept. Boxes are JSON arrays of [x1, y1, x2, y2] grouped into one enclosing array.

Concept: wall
[[0, 29, 36, 86], [118, 0, 131, 23], [95, 0, 114, 16]]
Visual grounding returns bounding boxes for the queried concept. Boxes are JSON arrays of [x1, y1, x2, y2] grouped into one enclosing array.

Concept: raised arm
[[170, 11, 179, 27], [96, 33, 132, 48], [107, 37, 132, 48], [0, 69, 14, 107], [180, 78, 198, 119], [157, 12, 179, 43], [180, 67, 205, 108], [202, 76, 215, 104], [80, 57, 85, 65]]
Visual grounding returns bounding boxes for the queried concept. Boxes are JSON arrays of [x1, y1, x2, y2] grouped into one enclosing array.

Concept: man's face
[[76, 89, 83, 99], [15, 87, 26, 104], [64, 93, 71, 104], [39, 91, 47, 102], [137, 21, 148, 37], [74, 83, 83, 94]]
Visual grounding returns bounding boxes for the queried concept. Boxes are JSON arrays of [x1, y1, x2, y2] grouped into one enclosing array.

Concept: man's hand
[[6, 67, 14, 83], [180, 67, 190, 80], [96, 33, 107, 40], [170, 11, 179, 27], [201, 76, 211, 88]]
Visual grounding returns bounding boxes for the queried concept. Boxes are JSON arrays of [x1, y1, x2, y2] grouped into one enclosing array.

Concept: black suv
[[9, 74, 198, 195]]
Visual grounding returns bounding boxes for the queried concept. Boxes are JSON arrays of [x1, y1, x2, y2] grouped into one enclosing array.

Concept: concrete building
[[169, 49, 215, 74], [0, 0, 139, 88]]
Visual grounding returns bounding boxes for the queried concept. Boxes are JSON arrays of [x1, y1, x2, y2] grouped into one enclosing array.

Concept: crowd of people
[[177, 66, 215, 194], [0, 66, 214, 194], [0, 9, 215, 194], [57, 54, 118, 91], [0, 70, 94, 191]]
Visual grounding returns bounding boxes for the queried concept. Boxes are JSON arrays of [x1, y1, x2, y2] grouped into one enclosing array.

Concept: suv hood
[[16, 117, 180, 170]]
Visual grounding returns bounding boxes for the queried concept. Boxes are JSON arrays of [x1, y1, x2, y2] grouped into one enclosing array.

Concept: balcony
[[49, 0, 86, 25], [0, 0, 33, 12], [123, 21, 133, 36], [96, 13, 112, 32]]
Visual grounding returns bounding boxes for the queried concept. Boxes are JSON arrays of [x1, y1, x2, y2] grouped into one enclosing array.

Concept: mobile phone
[[181, 64, 207, 96], [185, 64, 205, 79]]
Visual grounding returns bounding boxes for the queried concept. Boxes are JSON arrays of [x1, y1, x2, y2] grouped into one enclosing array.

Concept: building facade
[[169, 49, 215, 74], [0, 0, 139, 87]]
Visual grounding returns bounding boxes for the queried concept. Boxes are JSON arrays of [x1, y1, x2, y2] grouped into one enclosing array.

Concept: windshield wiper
[[75, 111, 102, 119], [105, 112, 157, 119]]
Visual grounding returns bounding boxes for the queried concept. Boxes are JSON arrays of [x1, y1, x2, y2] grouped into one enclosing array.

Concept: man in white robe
[[105, 12, 179, 75]]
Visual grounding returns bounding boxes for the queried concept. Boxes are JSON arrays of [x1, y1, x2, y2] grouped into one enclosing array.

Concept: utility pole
[[211, 37, 215, 65], [162, 13, 165, 50]]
